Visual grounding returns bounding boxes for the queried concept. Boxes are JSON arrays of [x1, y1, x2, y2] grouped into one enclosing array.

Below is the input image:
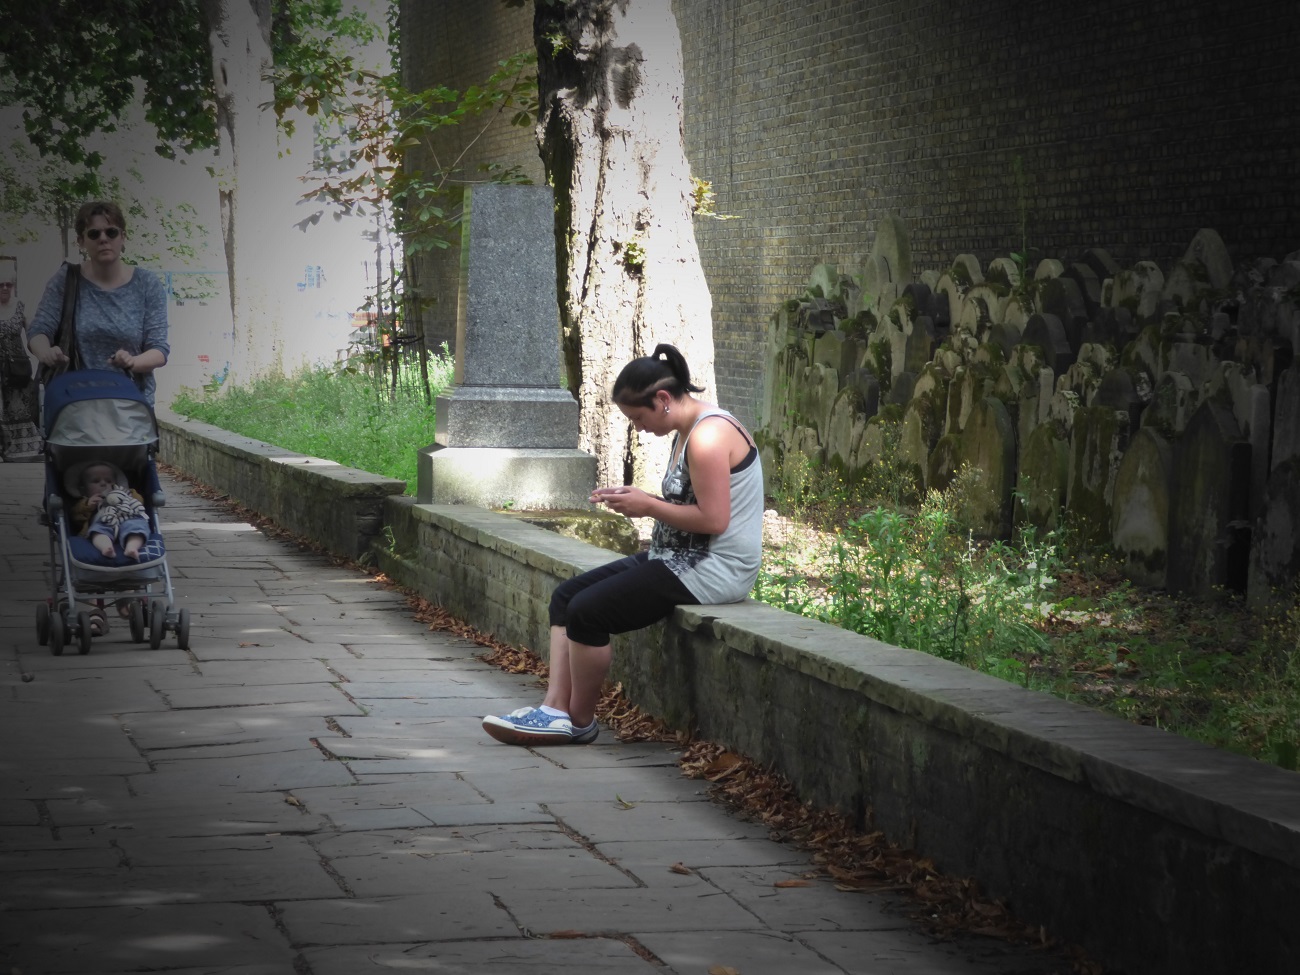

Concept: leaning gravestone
[[1166, 402, 1251, 595], [1272, 365, 1300, 472], [1016, 423, 1068, 531], [958, 396, 1016, 538], [1066, 406, 1127, 545], [417, 184, 595, 507], [1247, 456, 1300, 612], [1110, 428, 1174, 589]]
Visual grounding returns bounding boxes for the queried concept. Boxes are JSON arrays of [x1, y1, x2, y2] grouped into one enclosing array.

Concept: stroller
[[36, 369, 190, 654]]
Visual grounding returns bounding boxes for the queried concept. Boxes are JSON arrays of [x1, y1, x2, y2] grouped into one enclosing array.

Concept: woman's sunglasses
[[84, 228, 122, 241]]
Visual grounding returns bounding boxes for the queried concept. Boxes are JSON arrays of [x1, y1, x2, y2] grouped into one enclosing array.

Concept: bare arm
[[109, 348, 167, 374], [27, 332, 68, 368], [594, 418, 744, 534]]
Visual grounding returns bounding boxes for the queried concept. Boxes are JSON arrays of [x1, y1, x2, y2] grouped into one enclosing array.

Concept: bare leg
[[566, 639, 612, 728], [123, 533, 145, 560], [541, 625, 573, 712], [91, 532, 115, 558]]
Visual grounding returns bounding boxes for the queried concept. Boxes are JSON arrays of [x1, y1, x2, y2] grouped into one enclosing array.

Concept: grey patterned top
[[648, 409, 764, 603], [28, 264, 170, 405]]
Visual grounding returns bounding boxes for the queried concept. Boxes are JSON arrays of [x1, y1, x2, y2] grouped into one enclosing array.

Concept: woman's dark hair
[[612, 343, 705, 408], [75, 200, 126, 237]]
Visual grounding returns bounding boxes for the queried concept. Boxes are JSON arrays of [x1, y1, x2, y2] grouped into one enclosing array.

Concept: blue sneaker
[[482, 707, 599, 746]]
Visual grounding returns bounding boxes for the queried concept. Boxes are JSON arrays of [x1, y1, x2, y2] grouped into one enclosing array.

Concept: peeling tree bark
[[534, 0, 716, 488]]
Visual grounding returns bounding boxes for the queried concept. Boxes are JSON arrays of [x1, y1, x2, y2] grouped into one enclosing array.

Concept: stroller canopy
[[44, 370, 158, 449]]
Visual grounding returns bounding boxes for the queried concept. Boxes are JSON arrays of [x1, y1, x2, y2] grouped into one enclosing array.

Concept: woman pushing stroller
[[26, 199, 169, 405]]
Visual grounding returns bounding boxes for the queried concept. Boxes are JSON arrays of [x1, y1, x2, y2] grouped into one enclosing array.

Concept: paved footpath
[[0, 462, 1078, 975]]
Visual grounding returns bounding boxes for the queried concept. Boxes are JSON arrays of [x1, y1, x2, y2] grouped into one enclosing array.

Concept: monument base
[[417, 445, 597, 509]]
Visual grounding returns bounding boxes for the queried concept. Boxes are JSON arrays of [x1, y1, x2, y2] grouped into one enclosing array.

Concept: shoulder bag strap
[[40, 263, 82, 386], [58, 262, 82, 371]]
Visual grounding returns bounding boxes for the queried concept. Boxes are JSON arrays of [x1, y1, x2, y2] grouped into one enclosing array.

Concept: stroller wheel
[[49, 613, 66, 656], [149, 598, 167, 649], [76, 612, 93, 655], [129, 601, 145, 643], [176, 608, 191, 651], [36, 602, 50, 646]]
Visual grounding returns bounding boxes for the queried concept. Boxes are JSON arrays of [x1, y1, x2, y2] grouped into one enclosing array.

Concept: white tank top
[[647, 409, 764, 603]]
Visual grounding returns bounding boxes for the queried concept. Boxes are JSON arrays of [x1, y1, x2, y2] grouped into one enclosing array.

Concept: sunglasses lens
[[86, 228, 121, 241]]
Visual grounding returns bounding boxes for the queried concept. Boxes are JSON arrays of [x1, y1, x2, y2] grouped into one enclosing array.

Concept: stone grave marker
[[807, 263, 842, 301], [986, 256, 1021, 292], [1094, 367, 1145, 438], [1066, 406, 1128, 544], [1140, 371, 1197, 439], [825, 384, 870, 468], [887, 370, 917, 408], [1033, 258, 1065, 281], [1038, 277, 1087, 349], [926, 432, 962, 494], [958, 396, 1016, 538], [1166, 401, 1251, 595], [1016, 423, 1069, 531], [418, 183, 595, 508], [1182, 228, 1234, 291], [842, 368, 881, 419], [1063, 263, 1103, 318], [1247, 456, 1300, 612], [1022, 313, 1074, 375], [1082, 247, 1120, 282], [811, 329, 845, 371], [1272, 364, 1300, 471], [1110, 428, 1174, 589]]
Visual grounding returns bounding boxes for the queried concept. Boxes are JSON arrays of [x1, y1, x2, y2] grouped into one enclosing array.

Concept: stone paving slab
[[0, 903, 295, 972], [300, 938, 666, 974], [44, 791, 329, 835], [637, 929, 852, 975], [0, 463, 1077, 974]]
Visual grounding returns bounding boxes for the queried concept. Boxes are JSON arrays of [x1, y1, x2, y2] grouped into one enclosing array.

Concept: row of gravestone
[[755, 217, 1300, 610]]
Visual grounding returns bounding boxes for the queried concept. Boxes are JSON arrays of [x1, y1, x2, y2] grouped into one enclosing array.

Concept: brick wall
[[404, 0, 1300, 427]]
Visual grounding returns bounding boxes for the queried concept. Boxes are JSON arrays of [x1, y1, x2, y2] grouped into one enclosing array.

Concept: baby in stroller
[[38, 369, 189, 654], [72, 461, 148, 560]]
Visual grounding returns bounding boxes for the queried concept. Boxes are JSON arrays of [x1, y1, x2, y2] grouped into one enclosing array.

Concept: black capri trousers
[[549, 551, 699, 646]]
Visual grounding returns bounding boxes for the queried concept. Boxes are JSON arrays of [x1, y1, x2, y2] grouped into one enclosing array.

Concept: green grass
[[170, 353, 454, 494], [761, 458, 1300, 771]]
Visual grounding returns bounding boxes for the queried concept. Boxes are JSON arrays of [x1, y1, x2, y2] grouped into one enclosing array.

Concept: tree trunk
[[202, 0, 287, 385], [534, 0, 716, 488]]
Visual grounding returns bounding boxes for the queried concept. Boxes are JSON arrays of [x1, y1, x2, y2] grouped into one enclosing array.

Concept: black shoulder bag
[[40, 262, 83, 385]]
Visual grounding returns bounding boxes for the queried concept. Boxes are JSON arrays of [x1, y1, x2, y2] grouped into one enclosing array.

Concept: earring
[[663, 405, 670, 414]]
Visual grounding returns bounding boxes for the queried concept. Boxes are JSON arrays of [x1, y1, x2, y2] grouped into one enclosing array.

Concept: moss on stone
[[506, 509, 642, 556]]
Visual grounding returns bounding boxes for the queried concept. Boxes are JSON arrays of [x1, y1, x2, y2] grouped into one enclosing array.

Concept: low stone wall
[[159, 419, 1300, 975], [157, 413, 406, 562]]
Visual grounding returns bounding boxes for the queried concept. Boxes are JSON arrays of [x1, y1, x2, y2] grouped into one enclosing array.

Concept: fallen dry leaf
[[669, 862, 692, 875], [707, 967, 741, 975], [547, 930, 589, 939], [774, 879, 812, 888]]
